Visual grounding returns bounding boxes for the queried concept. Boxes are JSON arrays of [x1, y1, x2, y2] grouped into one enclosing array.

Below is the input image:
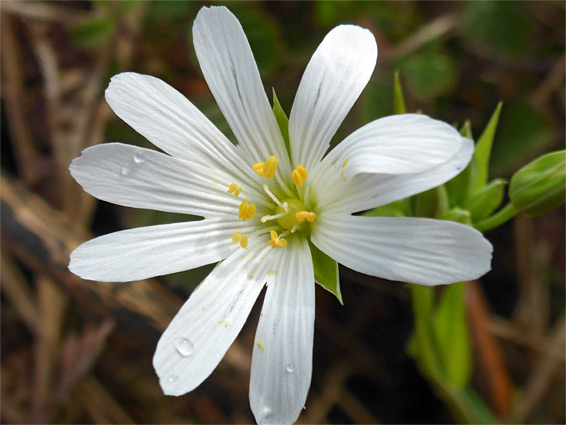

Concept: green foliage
[[70, 17, 115, 48], [400, 52, 456, 100], [471, 102, 503, 192], [463, 178, 506, 222], [433, 283, 472, 389], [509, 151, 566, 217], [363, 199, 409, 218], [309, 242, 342, 304], [393, 71, 407, 114], [491, 101, 554, 175], [462, 1, 536, 61]]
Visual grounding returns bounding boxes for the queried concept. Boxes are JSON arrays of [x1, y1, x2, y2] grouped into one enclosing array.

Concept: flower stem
[[475, 203, 519, 232]]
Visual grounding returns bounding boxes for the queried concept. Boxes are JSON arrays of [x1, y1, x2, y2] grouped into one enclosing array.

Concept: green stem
[[475, 203, 519, 232]]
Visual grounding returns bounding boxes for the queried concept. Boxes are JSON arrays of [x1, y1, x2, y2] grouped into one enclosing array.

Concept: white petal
[[69, 143, 258, 216], [69, 218, 255, 282], [289, 25, 377, 170], [315, 137, 473, 214], [192, 6, 290, 174], [312, 215, 492, 285], [250, 237, 315, 425], [153, 244, 277, 396], [321, 114, 463, 177], [105, 72, 253, 177]]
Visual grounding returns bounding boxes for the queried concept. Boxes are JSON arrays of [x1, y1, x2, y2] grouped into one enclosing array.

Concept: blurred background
[[1, 1, 564, 423]]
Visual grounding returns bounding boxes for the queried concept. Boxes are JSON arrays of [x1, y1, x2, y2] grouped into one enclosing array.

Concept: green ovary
[[276, 198, 307, 230]]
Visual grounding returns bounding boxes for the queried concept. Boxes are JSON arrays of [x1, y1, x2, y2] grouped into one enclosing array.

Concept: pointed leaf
[[393, 71, 407, 115], [472, 102, 503, 191], [309, 242, 342, 304], [433, 283, 472, 389], [445, 121, 475, 206]]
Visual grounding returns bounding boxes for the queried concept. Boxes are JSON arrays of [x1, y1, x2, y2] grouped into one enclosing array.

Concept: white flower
[[68, 6, 492, 425]]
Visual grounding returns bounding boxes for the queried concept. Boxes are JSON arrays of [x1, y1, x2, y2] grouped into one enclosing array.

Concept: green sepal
[[441, 208, 473, 226], [309, 241, 342, 305], [272, 88, 291, 158], [445, 121, 475, 206], [411, 185, 449, 218], [509, 150, 566, 217], [433, 283, 472, 389], [393, 71, 407, 115], [363, 198, 409, 218], [464, 178, 507, 222], [471, 102, 503, 192]]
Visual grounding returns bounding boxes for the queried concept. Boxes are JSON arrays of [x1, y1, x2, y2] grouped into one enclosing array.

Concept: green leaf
[[471, 102, 503, 192], [272, 89, 291, 158], [71, 17, 115, 48], [309, 242, 342, 304], [464, 178, 507, 222], [393, 71, 407, 115], [433, 283, 472, 389], [400, 52, 456, 100], [509, 150, 566, 217], [408, 285, 443, 381], [491, 101, 554, 175]]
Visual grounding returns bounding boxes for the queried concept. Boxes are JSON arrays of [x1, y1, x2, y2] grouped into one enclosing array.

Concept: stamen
[[269, 230, 287, 249], [252, 155, 278, 179], [231, 232, 248, 249], [292, 164, 308, 187], [295, 210, 317, 223], [263, 184, 288, 211], [227, 183, 243, 197], [261, 212, 286, 223], [238, 200, 256, 221]]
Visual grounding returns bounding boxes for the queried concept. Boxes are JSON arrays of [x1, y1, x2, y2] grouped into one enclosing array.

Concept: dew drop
[[133, 151, 145, 164], [285, 363, 295, 373], [174, 338, 194, 357], [120, 166, 129, 176], [260, 407, 273, 424], [167, 375, 178, 383], [215, 351, 221, 358]]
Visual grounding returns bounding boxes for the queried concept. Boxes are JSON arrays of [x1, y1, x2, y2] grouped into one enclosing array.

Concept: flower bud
[[509, 151, 565, 217]]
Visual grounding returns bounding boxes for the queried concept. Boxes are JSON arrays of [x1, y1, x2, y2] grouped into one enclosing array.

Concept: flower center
[[275, 198, 306, 230], [229, 155, 318, 249]]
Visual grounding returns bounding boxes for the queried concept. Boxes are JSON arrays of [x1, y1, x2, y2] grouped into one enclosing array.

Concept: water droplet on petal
[[215, 351, 221, 358], [133, 151, 145, 164], [120, 166, 129, 176], [174, 338, 194, 357], [260, 407, 273, 424], [167, 375, 178, 383], [285, 364, 295, 373]]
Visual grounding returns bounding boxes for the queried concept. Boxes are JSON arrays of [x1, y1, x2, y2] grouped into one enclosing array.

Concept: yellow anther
[[238, 200, 248, 219], [269, 230, 287, 249], [252, 156, 278, 179], [238, 200, 256, 221], [252, 162, 266, 177], [231, 232, 248, 249], [292, 165, 308, 187], [292, 170, 303, 187], [227, 183, 243, 197], [306, 212, 317, 222], [263, 156, 278, 179], [296, 164, 308, 179], [295, 211, 308, 222]]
